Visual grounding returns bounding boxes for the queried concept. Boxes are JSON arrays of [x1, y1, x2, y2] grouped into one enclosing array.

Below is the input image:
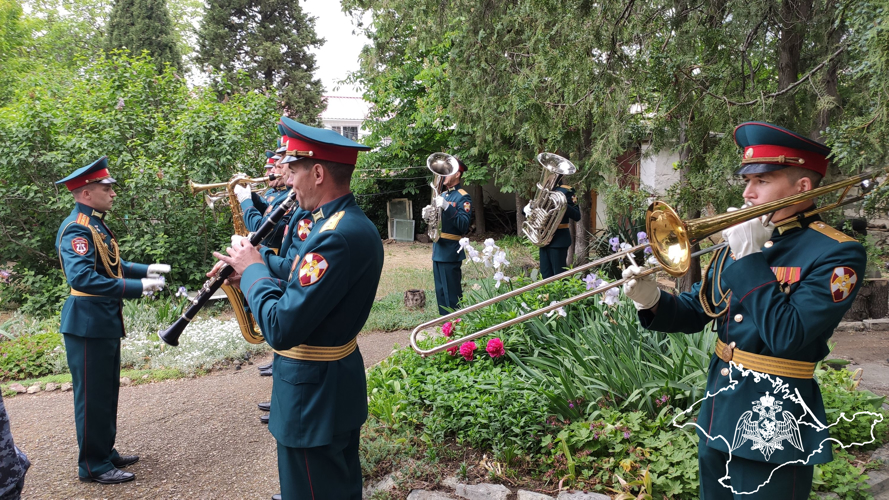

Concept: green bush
[[0, 331, 63, 380], [818, 366, 889, 449]]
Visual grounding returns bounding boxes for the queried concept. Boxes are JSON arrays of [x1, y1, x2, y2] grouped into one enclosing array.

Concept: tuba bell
[[522, 153, 577, 246], [423, 153, 461, 242]]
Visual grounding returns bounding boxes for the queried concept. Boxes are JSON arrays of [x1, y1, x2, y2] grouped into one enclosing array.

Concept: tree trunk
[[567, 222, 576, 267], [814, 1, 841, 140], [472, 184, 486, 234], [516, 193, 527, 237], [777, 0, 811, 92], [574, 190, 591, 264], [676, 120, 700, 293], [869, 282, 889, 319]]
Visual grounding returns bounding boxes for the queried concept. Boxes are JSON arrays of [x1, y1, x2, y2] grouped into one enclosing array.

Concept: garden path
[[4, 329, 411, 500]]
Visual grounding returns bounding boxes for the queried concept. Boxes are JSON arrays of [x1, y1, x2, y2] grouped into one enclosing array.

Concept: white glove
[[421, 205, 434, 220], [722, 209, 775, 260], [146, 263, 171, 278], [523, 203, 533, 217], [434, 196, 445, 208], [233, 184, 251, 203], [621, 265, 660, 311], [230, 234, 248, 248], [141, 277, 166, 294]]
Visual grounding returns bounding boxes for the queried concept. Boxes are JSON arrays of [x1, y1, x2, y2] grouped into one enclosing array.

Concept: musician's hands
[[722, 208, 775, 260], [213, 236, 263, 276], [621, 265, 660, 311], [233, 184, 251, 203], [421, 205, 434, 220], [434, 196, 445, 209], [523, 203, 533, 217], [141, 277, 166, 294], [146, 263, 171, 278]]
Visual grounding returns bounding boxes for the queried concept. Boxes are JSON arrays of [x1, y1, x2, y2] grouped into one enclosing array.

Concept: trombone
[[410, 171, 879, 356], [189, 175, 277, 208]]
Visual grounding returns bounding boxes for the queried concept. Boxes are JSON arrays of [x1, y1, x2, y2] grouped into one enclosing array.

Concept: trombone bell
[[647, 201, 690, 277]]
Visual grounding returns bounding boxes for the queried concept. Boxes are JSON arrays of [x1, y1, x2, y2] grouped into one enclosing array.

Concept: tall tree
[[196, 0, 325, 122], [105, 0, 182, 72]]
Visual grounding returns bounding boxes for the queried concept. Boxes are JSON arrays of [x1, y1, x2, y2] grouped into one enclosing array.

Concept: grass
[[365, 292, 439, 331], [377, 267, 435, 299], [2, 368, 187, 397]]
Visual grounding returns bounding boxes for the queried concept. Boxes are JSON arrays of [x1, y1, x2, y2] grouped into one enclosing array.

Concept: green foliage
[[0, 268, 69, 316], [105, 0, 182, 72], [818, 367, 889, 449], [810, 449, 875, 500], [0, 50, 279, 313], [196, 0, 324, 120], [0, 331, 63, 380]]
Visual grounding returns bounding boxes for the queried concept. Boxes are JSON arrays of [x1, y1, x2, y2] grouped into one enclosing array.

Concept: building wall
[[639, 141, 681, 196]]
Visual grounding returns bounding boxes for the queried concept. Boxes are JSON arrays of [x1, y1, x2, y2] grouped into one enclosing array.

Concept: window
[[330, 125, 359, 140]]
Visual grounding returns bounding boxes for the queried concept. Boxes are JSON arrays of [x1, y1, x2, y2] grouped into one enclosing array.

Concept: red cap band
[[741, 144, 828, 176], [286, 136, 360, 165], [64, 168, 111, 191]]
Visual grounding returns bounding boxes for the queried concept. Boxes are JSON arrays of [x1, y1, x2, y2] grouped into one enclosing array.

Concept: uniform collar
[[75, 202, 106, 220], [311, 193, 356, 223], [772, 210, 821, 237], [446, 183, 462, 193]]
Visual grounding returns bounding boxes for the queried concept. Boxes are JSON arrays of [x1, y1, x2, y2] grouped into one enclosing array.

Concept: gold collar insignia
[[312, 208, 325, 223]]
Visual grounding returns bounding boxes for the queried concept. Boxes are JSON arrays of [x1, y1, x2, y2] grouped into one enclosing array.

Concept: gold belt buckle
[[722, 341, 736, 362]]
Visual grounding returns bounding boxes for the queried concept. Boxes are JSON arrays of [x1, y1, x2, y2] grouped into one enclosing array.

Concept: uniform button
[[764, 241, 773, 248], [734, 314, 743, 323], [721, 368, 729, 376]]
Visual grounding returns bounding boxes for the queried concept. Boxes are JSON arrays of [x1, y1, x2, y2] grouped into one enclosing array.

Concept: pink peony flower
[[446, 345, 459, 356], [459, 341, 477, 361], [442, 322, 454, 337], [486, 338, 505, 358], [454, 318, 462, 323]]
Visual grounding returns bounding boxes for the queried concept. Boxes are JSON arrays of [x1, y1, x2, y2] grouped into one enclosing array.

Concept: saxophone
[[522, 153, 577, 247], [424, 153, 461, 242], [190, 174, 277, 344]]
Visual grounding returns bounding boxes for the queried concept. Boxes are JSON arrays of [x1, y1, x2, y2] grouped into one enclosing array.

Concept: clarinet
[[160, 192, 297, 346]]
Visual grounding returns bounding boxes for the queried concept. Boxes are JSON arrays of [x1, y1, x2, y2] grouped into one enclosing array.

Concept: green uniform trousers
[[277, 428, 361, 499], [539, 246, 569, 279], [698, 439, 813, 499], [433, 261, 463, 315], [63, 335, 124, 479]]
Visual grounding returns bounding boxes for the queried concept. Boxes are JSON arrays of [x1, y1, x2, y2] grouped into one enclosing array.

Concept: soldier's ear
[[797, 176, 813, 193]]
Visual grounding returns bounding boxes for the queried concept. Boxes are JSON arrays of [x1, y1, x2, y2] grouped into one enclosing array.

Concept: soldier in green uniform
[[55, 157, 171, 484], [525, 179, 581, 278], [423, 159, 472, 314], [622, 122, 867, 499], [215, 117, 382, 500], [235, 146, 292, 253]]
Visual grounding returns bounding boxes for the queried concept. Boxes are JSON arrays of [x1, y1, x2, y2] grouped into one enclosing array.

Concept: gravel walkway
[[5, 330, 412, 500]]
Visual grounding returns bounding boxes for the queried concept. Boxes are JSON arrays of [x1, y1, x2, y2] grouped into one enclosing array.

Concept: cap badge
[[745, 147, 754, 159]]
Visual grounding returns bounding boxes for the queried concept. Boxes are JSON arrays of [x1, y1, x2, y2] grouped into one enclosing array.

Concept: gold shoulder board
[[559, 184, 573, 190], [458, 189, 469, 196], [319, 211, 345, 233], [76, 213, 90, 226], [809, 221, 855, 243]]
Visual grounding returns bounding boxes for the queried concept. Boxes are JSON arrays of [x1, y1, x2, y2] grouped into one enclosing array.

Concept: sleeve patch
[[458, 189, 468, 196], [319, 211, 345, 233], [463, 202, 471, 212], [76, 213, 90, 226], [298, 253, 328, 286], [830, 266, 858, 302], [809, 221, 856, 243], [71, 237, 90, 255]]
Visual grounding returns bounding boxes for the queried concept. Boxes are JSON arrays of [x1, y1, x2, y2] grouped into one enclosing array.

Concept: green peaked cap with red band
[[733, 122, 831, 176]]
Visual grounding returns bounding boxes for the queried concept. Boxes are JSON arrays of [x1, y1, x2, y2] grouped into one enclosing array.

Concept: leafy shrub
[[818, 367, 889, 449], [811, 448, 875, 500], [0, 331, 63, 380]]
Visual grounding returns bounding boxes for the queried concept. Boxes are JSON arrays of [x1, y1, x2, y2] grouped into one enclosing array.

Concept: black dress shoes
[[258, 362, 272, 371], [257, 402, 271, 412], [111, 455, 139, 468], [259, 367, 273, 377], [272, 495, 281, 500], [260, 414, 269, 424], [79, 468, 135, 484]]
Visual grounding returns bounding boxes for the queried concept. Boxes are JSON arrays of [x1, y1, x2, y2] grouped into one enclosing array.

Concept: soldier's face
[[742, 170, 810, 221], [444, 171, 462, 188], [85, 184, 116, 212], [288, 161, 320, 210]]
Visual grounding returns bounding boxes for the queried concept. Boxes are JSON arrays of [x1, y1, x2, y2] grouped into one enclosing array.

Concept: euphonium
[[522, 153, 577, 246], [424, 153, 461, 242]]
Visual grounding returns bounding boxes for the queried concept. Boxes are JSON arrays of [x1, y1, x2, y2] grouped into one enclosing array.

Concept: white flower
[[647, 256, 659, 265], [458, 237, 471, 255], [599, 286, 620, 306], [520, 302, 530, 310], [484, 238, 496, 248], [619, 242, 633, 251], [493, 272, 510, 288], [545, 300, 566, 318], [492, 251, 509, 269]]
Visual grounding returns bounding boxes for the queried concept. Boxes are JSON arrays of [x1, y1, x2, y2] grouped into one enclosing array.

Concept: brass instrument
[[424, 153, 461, 242], [410, 171, 878, 356], [523, 153, 578, 246], [189, 175, 276, 209], [189, 174, 278, 344]]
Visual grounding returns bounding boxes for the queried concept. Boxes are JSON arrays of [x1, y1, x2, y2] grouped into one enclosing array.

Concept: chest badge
[[830, 267, 858, 302], [71, 237, 90, 255], [297, 219, 314, 241], [298, 253, 328, 287]]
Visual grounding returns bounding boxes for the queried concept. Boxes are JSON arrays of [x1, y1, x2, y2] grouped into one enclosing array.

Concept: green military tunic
[[539, 184, 580, 278], [258, 205, 310, 280], [432, 183, 472, 314], [56, 202, 149, 479], [640, 213, 866, 498], [240, 193, 383, 498]]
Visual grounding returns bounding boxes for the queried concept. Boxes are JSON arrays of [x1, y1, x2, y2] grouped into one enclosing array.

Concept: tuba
[[424, 153, 461, 242], [522, 153, 577, 246], [189, 173, 277, 344]]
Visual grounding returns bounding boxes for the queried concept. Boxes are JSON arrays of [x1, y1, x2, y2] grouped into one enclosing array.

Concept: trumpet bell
[[427, 153, 460, 177], [537, 152, 577, 176], [647, 201, 690, 277]]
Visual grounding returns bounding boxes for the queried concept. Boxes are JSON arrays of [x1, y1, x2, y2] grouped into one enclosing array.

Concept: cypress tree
[[196, 0, 324, 123], [105, 0, 182, 72]]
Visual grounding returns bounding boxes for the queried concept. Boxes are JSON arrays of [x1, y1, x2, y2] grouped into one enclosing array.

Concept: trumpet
[[190, 174, 278, 208], [410, 171, 878, 356]]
